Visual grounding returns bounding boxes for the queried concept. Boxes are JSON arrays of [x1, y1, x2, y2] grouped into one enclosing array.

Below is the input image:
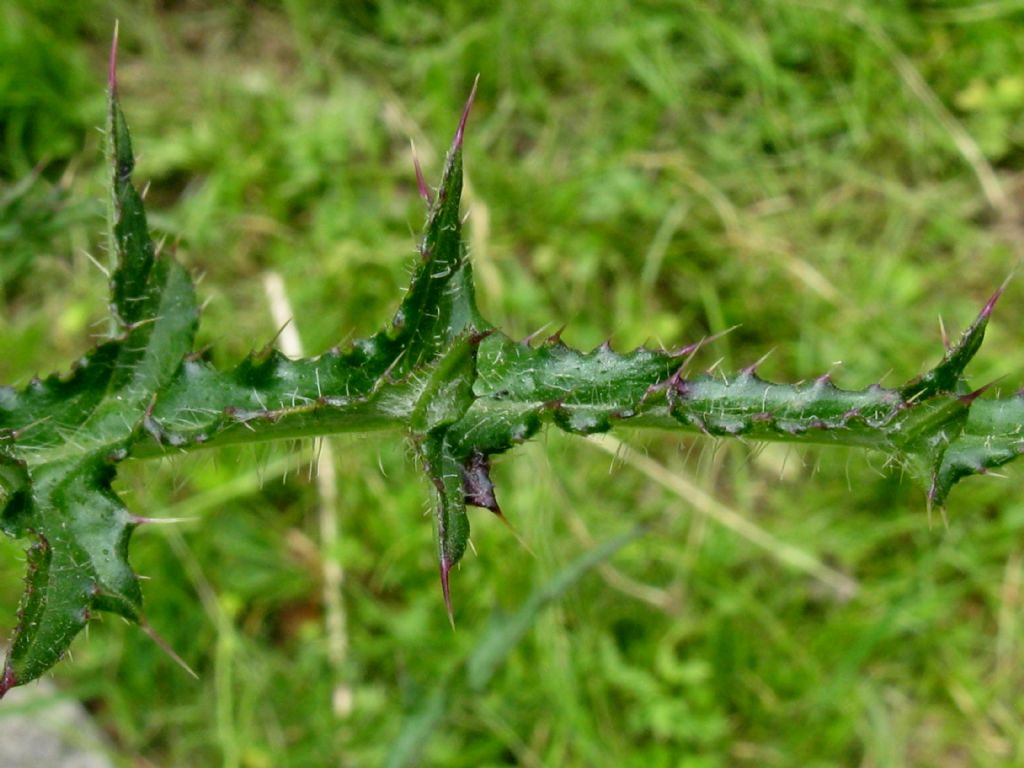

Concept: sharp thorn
[[83, 249, 111, 278], [492, 510, 536, 558], [140, 620, 199, 680], [469, 328, 495, 346], [454, 74, 480, 150], [0, 666, 15, 700], [109, 21, 120, 93], [667, 325, 738, 359], [960, 377, 1002, 405], [981, 273, 1013, 319], [266, 317, 293, 352], [522, 323, 551, 347], [663, 326, 741, 389], [440, 560, 455, 630], [410, 140, 433, 206], [741, 348, 775, 377], [131, 515, 199, 526], [546, 324, 567, 345]]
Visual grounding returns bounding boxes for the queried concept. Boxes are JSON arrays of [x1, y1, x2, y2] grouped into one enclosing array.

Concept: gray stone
[[0, 678, 115, 768]]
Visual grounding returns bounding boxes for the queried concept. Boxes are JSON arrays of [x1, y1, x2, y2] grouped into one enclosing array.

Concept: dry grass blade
[[262, 271, 352, 719], [585, 434, 859, 601]]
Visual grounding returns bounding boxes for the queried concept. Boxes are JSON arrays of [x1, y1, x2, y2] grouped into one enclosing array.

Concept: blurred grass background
[[2, 1, 1024, 765]]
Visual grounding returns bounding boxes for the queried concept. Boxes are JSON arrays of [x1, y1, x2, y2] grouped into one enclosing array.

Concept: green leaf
[[447, 332, 682, 458], [392, 78, 486, 373], [0, 35, 198, 694], [130, 82, 487, 456], [899, 283, 1003, 402], [1, 458, 141, 688], [417, 433, 470, 624]]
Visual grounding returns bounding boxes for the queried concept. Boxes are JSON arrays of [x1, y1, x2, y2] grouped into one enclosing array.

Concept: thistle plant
[[0, 37, 1020, 699]]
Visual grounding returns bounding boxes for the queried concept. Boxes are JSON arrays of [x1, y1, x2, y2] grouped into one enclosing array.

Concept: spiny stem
[[0, 38, 1019, 696]]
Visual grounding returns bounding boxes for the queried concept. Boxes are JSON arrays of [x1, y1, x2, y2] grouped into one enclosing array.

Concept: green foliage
[[0, 3, 98, 177], [0, 28, 1020, 702], [0, 46, 199, 688], [0, 172, 94, 294], [3, 3, 1024, 765]]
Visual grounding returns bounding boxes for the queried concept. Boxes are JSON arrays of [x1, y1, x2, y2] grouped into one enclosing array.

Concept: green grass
[[3, 1, 1024, 765]]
